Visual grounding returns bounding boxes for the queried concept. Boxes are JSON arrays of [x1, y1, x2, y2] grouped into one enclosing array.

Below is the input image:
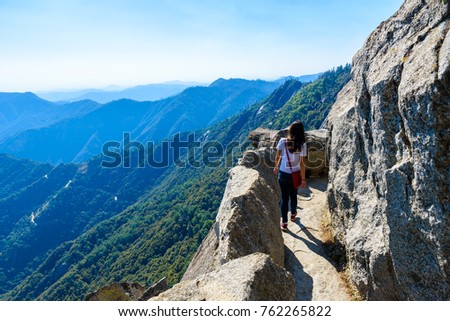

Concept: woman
[[273, 121, 307, 231]]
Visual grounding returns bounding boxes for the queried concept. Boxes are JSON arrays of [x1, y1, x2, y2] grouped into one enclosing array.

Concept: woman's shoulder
[[276, 137, 286, 150], [278, 137, 288, 145]]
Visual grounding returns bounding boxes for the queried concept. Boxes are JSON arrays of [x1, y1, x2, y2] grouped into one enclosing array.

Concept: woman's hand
[[301, 179, 306, 189], [274, 150, 282, 176]]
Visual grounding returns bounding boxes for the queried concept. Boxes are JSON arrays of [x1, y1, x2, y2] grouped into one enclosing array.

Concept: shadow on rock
[[284, 245, 313, 300], [289, 220, 345, 273]]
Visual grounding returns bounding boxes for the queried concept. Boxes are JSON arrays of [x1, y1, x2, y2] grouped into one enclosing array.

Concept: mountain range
[[37, 75, 321, 104], [37, 82, 202, 104], [0, 93, 100, 144], [0, 79, 279, 164]]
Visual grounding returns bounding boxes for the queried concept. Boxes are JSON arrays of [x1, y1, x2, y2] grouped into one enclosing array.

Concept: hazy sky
[[0, 0, 404, 92]]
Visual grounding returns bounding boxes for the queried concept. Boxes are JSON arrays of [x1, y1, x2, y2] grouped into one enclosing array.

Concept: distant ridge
[[37, 82, 206, 104], [36, 74, 322, 104], [0, 92, 100, 143], [275, 73, 322, 84]]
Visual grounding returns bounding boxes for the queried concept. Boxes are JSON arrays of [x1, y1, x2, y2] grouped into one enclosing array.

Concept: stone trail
[[282, 178, 350, 301]]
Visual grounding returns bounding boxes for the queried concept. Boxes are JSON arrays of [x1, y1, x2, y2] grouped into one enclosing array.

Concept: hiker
[[273, 120, 307, 231]]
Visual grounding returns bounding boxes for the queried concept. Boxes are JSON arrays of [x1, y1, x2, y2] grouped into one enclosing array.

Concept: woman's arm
[[273, 149, 282, 175], [300, 156, 306, 188]]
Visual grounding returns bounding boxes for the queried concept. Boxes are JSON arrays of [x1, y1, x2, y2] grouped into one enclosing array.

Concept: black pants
[[278, 170, 298, 223]]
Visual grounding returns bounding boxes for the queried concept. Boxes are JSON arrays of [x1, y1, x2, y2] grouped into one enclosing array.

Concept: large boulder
[[326, 0, 449, 300], [304, 130, 329, 178], [151, 253, 295, 301]]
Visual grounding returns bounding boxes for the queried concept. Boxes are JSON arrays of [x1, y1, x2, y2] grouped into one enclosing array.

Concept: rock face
[[151, 253, 295, 301], [326, 0, 449, 300]]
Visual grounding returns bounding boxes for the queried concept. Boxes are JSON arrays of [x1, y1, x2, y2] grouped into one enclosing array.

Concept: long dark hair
[[286, 120, 305, 153]]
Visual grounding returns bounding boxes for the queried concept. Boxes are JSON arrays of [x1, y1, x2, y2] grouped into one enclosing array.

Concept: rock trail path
[[282, 178, 350, 300]]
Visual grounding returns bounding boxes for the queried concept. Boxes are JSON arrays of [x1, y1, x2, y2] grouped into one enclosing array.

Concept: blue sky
[[0, 0, 404, 92]]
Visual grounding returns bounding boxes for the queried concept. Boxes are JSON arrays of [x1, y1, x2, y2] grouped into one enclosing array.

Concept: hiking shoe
[[280, 221, 288, 231], [290, 212, 297, 222]]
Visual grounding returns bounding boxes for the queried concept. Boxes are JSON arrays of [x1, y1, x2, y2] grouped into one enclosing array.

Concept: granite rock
[[326, 0, 449, 300], [152, 253, 295, 301]]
